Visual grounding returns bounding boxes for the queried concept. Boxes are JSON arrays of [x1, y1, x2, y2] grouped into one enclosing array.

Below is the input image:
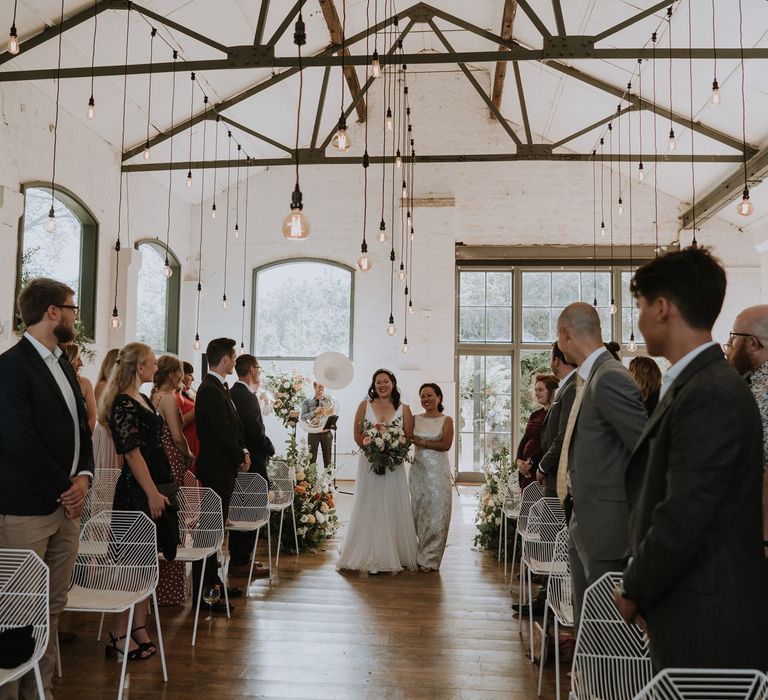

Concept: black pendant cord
[[294, 16, 304, 194], [112, 5, 131, 327], [88, 0, 97, 115], [163, 50, 178, 272], [49, 0, 65, 226], [194, 95, 208, 349], [652, 32, 659, 254], [241, 162, 251, 353], [235, 144, 242, 239], [687, 0, 697, 247], [223, 131, 232, 307], [144, 27, 156, 156], [186, 72, 195, 187], [608, 121, 615, 309], [592, 150, 597, 306], [637, 59, 643, 182], [211, 116, 219, 219], [738, 0, 749, 202], [617, 101, 623, 214], [600, 137, 605, 239], [711, 0, 718, 97], [359, 0, 370, 266], [628, 83, 635, 341], [667, 6, 674, 149], [406, 77, 415, 317]]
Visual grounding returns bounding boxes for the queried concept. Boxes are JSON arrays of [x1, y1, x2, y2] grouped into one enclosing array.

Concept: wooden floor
[[55, 485, 566, 699]]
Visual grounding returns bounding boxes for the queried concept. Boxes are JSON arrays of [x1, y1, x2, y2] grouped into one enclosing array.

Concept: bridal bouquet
[[361, 417, 411, 475]]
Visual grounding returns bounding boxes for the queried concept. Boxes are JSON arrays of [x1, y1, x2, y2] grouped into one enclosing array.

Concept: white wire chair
[[510, 481, 545, 596], [537, 527, 573, 700], [65, 510, 167, 700], [182, 469, 200, 488], [634, 669, 768, 700], [520, 497, 566, 659], [0, 549, 49, 698], [172, 486, 225, 646], [80, 467, 121, 528], [226, 473, 271, 596], [268, 459, 299, 566], [568, 571, 652, 700], [499, 474, 522, 577]]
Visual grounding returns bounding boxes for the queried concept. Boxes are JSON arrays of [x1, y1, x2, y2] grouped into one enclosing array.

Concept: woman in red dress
[[176, 361, 199, 472], [516, 374, 559, 489]]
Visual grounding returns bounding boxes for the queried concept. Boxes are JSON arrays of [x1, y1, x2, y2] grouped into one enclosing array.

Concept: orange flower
[[294, 485, 306, 494]]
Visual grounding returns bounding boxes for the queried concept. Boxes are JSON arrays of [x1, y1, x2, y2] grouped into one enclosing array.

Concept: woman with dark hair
[[410, 383, 454, 571], [337, 369, 418, 574], [516, 373, 559, 488], [628, 356, 662, 415], [175, 360, 199, 463]]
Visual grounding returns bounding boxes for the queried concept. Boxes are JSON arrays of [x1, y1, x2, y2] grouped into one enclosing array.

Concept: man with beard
[[0, 277, 93, 699], [726, 304, 768, 556]]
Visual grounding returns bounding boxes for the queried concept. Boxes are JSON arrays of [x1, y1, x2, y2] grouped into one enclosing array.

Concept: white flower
[[306, 514, 316, 525], [300, 514, 308, 523], [315, 511, 326, 524], [320, 502, 329, 513], [296, 471, 306, 481], [495, 517, 502, 525], [375, 438, 384, 447]]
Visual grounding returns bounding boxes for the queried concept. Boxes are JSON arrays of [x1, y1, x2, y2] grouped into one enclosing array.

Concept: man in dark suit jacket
[[229, 354, 275, 572], [615, 248, 768, 670], [537, 341, 577, 497], [557, 303, 647, 627], [0, 278, 93, 698], [193, 337, 250, 602]]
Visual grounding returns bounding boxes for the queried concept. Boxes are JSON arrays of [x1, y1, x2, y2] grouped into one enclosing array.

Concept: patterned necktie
[[556, 374, 586, 502]]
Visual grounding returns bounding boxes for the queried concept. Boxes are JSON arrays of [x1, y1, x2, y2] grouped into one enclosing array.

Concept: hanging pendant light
[[711, 80, 720, 105], [163, 257, 173, 278], [378, 219, 388, 243], [638, 162, 644, 182], [222, 294, 229, 309], [111, 306, 122, 329], [371, 50, 381, 78], [47, 205, 56, 232], [331, 113, 352, 152], [193, 334, 201, 350], [87, 96, 95, 119], [386, 107, 393, 131], [357, 241, 371, 271], [737, 189, 753, 217], [8, 0, 19, 56], [387, 314, 396, 336], [407, 300, 414, 315], [628, 332, 637, 352], [736, 0, 753, 217], [401, 337, 409, 353], [282, 185, 310, 239], [398, 263, 406, 281]]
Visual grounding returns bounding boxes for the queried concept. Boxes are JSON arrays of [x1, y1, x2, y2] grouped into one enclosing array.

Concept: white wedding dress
[[336, 402, 419, 573]]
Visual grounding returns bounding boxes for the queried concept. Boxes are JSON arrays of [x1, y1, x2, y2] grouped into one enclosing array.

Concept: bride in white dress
[[337, 369, 418, 573]]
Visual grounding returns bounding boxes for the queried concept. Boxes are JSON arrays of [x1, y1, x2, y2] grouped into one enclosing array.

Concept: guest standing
[[92, 349, 123, 476], [628, 356, 662, 416], [100, 342, 171, 659], [616, 248, 767, 670], [0, 278, 93, 698], [152, 355, 194, 606], [176, 361, 199, 463], [516, 374, 558, 489], [300, 381, 334, 468], [556, 302, 646, 627], [94, 348, 119, 405], [410, 383, 454, 572], [62, 343, 97, 433]]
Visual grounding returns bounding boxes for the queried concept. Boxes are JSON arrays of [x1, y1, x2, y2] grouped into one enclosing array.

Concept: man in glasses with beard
[[0, 277, 93, 699]]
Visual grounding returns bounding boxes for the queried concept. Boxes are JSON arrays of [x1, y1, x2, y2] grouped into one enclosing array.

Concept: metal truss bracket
[[407, 4, 436, 23], [542, 35, 595, 60], [516, 144, 553, 158], [227, 45, 275, 67]]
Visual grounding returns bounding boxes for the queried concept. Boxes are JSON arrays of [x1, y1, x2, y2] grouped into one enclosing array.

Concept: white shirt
[[207, 370, 227, 385], [24, 332, 84, 477], [555, 368, 577, 397], [235, 380, 255, 394], [659, 341, 719, 400], [578, 347, 608, 382]]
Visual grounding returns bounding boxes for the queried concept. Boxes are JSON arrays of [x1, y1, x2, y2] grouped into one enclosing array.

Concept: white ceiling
[[3, 0, 768, 229]]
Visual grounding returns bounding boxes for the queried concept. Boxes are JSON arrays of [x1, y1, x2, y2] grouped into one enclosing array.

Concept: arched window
[[134, 240, 181, 354], [18, 185, 98, 337], [252, 259, 354, 359]]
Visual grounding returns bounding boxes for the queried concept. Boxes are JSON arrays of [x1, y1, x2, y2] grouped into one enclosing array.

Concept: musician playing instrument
[[300, 381, 334, 468]]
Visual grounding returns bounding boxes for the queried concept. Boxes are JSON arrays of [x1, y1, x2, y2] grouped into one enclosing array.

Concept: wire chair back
[[175, 486, 223, 558], [228, 473, 269, 529], [570, 571, 653, 700], [0, 549, 49, 685], [268, 459, 295, 511], [502, 475, 522, 519], [634, 669, 768, 700], [182, 470, 200, 488], [545, 527, 573, 625], [80, 467, 121, 527], [517, 481, 544, 540], [521, 497, 565, 574]]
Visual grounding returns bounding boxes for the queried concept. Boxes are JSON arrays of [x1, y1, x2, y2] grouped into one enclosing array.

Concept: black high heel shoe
[[130, 625, 157, 657], [105, 633, 153, 660]]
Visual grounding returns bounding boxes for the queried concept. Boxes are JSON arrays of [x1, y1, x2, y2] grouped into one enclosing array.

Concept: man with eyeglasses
[[0, 277, 93, 698], [726, 305, 768, 558]]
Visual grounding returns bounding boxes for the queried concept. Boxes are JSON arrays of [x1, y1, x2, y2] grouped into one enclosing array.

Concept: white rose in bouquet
[[315, 511, 326, 524]]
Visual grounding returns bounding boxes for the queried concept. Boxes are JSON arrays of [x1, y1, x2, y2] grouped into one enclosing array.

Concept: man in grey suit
[[615, 248, 767, 670], [537, 341, 577, 497], [556, 303, 647, 627]]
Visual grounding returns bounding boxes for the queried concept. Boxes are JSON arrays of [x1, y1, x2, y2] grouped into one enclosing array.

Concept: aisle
[[56, 486, 564, 699]]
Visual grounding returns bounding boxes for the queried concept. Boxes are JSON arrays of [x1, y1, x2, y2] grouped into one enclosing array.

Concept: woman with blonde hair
[[62, 343, 97, 432], [100, 342, 173, 661], [628, 356, 662, 416], [94, 348, 119, 405], [152, 355, 194, 605], [92, 348, 123, 475]]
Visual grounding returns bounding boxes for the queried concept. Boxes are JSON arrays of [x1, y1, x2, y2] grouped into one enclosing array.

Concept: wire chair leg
[[191, 558, 206, 647], [97, 612, 105, 641], [503, 517, 508, 576], [528, 566, 535, 662], [117, 604, 135, 700], [267, 519, 273, 581], [33, 661, 44, 699], [554, 616, 561, 700], [245, 528, 260, 598], [509, 530, 519, 592], [497, 519, 503, 562], [276, 509, 286, 568], [222, 558, 231, 620], [151, 591, 168, 683], [290, 500, 299, 555], [55, 631, 62, 678], [538, 602, 550, 695], [518, 558, 526, 636]]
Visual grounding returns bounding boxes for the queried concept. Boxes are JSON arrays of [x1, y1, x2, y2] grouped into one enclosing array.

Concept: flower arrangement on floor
[[271, 441, 339, 553], [360, 417, 411, 475], [264, 366, 309, 427], [474, 447, 516, 552]]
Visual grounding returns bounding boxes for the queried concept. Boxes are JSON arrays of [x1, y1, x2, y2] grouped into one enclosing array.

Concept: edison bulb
[[408, 302, 414, 316], [737, 195, 754, 217], [600, 221, 606, 237], [387, 322, 396, 336], [638, 164, 644, 182], [356, 252, 371, 272], [668, 129, 676, 152], [401, 182, 407, 200], [410, 228, 414, 241], [143, 143, 150, 160], [193, 337, 201, 350], [222, 297, 229, 309], [618, 198, 624, 215], [371, 52, 381, 78], [331, 126, 351, 152], [46, 206, 56, 232], [609, 302, 617, 315], [377, 227, 388, 244], [186, 171, 193, 188], [406, 211, 412, 228], [238, 344, 246, 356], [110, 314, 122, 330], [87, 97, 95, 119], [628, 337, 637, 352], [282, 209, 311, 239], [398, 268, 406, 281], [211, 203, 217, 219], [9, 27, 19, 55], [234, 224, 240, 239], [386, 108, 393, 131], [401, 340, 409, 353], [712, 80, 720, 105], [395, 150, 402, 169], [163, 264, 173, 278]]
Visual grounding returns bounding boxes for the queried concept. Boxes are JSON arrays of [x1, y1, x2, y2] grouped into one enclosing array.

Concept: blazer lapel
[[19, 337, 71, 413]]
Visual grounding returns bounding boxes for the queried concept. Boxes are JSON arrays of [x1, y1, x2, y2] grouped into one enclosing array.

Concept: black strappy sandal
[[130, 626, 158, 657], [105, 633, 153, 660]]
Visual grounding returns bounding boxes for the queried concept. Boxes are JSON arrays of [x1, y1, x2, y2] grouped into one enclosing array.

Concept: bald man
[[556, 302, 647, 627], [727, 304, 768, 556]]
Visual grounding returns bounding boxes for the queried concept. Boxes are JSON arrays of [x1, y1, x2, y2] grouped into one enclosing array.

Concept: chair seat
[[172, 546, 218, 562], [226, 519, 269, 531], [0, 660, 38, 686], [549, 600, 574, 626], [268, 502, 291, 512], [502, 505, 520, 518], [66, 584, 153, 612], [524, 555, 562, 573]]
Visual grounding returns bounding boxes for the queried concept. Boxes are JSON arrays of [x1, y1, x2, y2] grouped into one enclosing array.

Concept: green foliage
[[474, 446, 517, 552]]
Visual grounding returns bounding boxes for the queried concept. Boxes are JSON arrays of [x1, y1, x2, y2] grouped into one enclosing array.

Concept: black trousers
[[308, 431, 333, 468], [229, 462, 269, 565], [192, 475, 235, 594]]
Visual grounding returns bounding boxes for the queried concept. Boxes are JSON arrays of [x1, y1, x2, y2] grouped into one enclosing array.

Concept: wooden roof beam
[[490, 0, 517, 119]]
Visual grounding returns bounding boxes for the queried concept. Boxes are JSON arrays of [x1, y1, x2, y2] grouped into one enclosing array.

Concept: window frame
[[251, 258, 355, 361], [16, 183, 99, 339], [133, 239, 181, 355]]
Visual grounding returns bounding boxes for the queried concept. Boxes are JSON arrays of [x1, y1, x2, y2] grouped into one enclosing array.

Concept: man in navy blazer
[[0, 278, 93, 698], [616, 248, 768, 670]]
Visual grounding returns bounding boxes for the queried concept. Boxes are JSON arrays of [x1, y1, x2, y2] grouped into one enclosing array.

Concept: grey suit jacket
[[623, 345, 768, 669], [568, 351, 647, 561], [538, 371, 577, 494]]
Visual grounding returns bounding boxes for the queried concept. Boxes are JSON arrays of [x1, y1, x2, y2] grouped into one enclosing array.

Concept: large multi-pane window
[[17, 186, 98, 337], [456, 265, 644, 477], [135, 241, 180, 354]]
